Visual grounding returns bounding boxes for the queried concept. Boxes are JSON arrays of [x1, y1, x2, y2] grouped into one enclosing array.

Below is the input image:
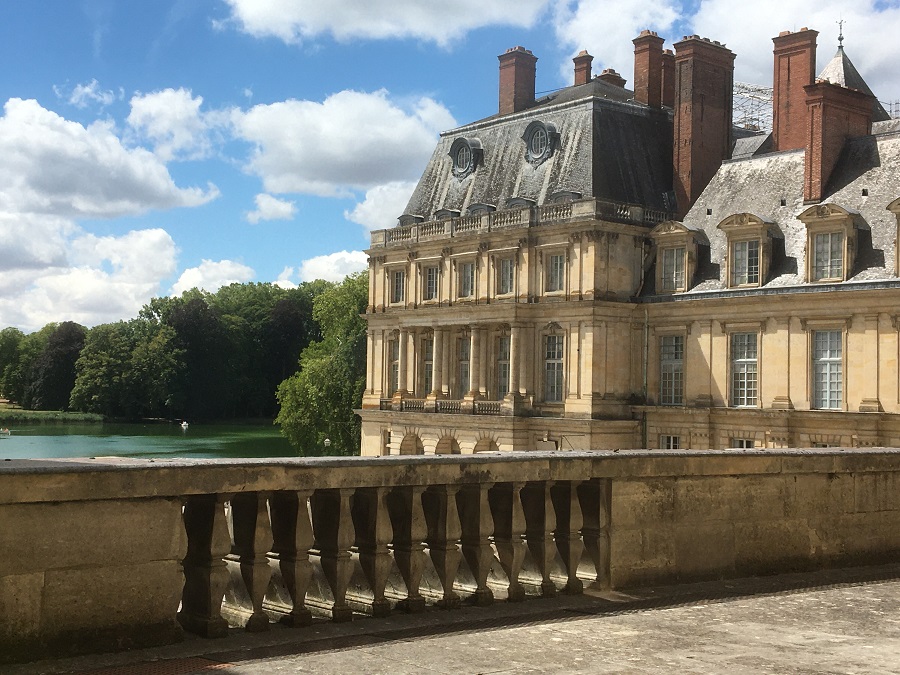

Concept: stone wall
[[2, 449, 900, 663]]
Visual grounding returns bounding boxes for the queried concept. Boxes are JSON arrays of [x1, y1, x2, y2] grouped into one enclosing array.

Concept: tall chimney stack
[[673, 36, 735, 219], [803, 82, 874, 203], [633, 30, 665, 107], [498, 46, 537, 115], [772, 28, 818, 151], [598, 68, 626, 88], [573, 50, 593, 86]]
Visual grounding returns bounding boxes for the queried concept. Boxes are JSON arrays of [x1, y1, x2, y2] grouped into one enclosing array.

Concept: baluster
[[457, 483, 494, 606], [578, 478, 612, 589], [268, 490, 314, 626], [387, 486, 427, 612], [178, 493, 232, 637], [522, 481, 557, 597], [228, 492, 274, 631], [489, 482, 527, 602], [423, 484, 462, 608], [551, 481, 584, 595], [310, 488, 355, 622], [352, 486, 393, 617]]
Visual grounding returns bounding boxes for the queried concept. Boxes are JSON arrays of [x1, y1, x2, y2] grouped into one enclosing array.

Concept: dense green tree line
[[0, 276, 367, 454]]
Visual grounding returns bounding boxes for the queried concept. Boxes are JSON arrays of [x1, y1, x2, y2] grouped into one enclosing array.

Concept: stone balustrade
[[372, 198, 673, 249], [4, 449, 900, 664]]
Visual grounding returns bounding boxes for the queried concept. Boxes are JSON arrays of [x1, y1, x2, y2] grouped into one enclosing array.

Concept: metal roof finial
[[837, 18, 845, 48]]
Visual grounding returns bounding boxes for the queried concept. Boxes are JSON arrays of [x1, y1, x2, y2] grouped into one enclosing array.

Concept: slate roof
[[817, 46, 890, 122], [401, 82, 674, 221], [678, 126, 900, 293]]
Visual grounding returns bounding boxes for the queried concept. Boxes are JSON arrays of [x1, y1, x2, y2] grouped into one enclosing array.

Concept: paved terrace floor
[[7, 564, 900, 675]]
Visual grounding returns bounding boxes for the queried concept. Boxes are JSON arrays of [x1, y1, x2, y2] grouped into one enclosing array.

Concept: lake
[[0, 422, 299, 460]]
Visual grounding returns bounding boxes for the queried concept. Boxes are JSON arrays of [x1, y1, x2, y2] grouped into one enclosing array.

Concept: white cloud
[[689, 1, 900, 94], [54, 79, 121, 109], [246, 193, 296, 223], [223, 0, 548, 47], [127, 88, 227, 161], [274, 266, 297, 289], [0, 228, 179, 332], [170, 259, 255, 296], [0, 98, 218, 218], [345, 181, 416, 231], [298, 250, 368, 282], [233, 90, 454, 197], [551, 0, 681, 85]]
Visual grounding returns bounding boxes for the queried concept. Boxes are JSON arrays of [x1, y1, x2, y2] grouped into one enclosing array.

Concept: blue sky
[[2, 0, 898, 331]]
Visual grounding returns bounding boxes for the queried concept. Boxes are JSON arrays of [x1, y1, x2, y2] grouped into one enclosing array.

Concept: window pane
[[660, 335, 684, 405], [662, 247, 685, 291], [497, 336, 510, 398], [731, 332, 758, 407], [813, 330, 842, 409], [547, 254, 565, 292], [544, 334, 564, 402]]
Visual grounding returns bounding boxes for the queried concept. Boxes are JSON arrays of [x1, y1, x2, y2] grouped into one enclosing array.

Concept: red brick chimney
[[498, 46, 537, 115], [661, 49, 675, 107], [772, 28, 818, 152], [573, 50, 593, 86], [673, 36, 735, 219], [598, 68, 626, 88], [803, 81, 874, 203], [633, 30, 664, 107]]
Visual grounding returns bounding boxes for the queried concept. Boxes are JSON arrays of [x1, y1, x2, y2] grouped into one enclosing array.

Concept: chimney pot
[[772, 28, 818, 152], [573, 50, 594, 86], [598, 68, 626, 88], [633, 29, 665, 107]]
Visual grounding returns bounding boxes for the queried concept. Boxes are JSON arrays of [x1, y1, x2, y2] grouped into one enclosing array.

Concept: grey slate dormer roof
[[401, 82, 673, 222]]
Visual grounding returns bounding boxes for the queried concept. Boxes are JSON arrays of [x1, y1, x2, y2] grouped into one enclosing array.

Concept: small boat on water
[[180, 421, 189, 430], [0, 428, 10, 437]]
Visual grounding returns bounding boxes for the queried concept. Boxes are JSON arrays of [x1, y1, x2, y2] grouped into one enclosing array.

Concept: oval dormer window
[[522, 121, 558, 166], [448, 137, 483, 179]]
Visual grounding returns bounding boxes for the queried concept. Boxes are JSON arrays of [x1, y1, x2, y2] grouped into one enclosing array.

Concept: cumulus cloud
[[127, 87, 228, 161], [345, 181, 416, 232], [233, 90, 454, 197], [274, 266, 298, 289], [0, 228, 179, 331], [223, 0, 548, 47], [298, 250, 368, 282], [170, 259, 255, 296], [0, 98, 218, 218], [246, 193, 296, 223], [689, 0, 900, 93], [54, 79, 121, 109]]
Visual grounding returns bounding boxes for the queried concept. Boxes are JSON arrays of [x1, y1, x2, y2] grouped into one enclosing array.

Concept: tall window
[[660, 335, 684, 405], [422, 338, 434, 396], [498, 258, 515, 295], [547, 254, 565, 292], [813, 330, 842, 409], [497, 335, 510, 399], [731, 240, 760, 286], [458, 337, 470, 396], [391, 269, 405, 303], [813, 232, 843, 281], [388, 338, 399, 395], [730, 333, 758, 407], [544, 334, 564, 402], [661, 247, 685, 291], [459, 262, 475, 298], [424, 266, 438, 301]]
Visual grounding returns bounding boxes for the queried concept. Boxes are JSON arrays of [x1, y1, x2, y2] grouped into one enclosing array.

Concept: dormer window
[[798, 204, 857, 283], [522, 121, 559, 165], [650, 221, 703, 294], [449, 137, 483, 179], [717, 213, 778, 288]]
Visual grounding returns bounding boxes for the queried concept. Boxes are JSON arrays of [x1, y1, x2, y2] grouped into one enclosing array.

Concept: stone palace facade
[[359, 26, 900, 455]]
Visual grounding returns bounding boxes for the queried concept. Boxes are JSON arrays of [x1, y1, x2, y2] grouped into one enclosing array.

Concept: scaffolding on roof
[[733, 81, 773, 133]]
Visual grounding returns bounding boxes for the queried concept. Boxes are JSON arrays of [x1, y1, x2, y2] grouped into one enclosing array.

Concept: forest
[[0, 273, 368, 456]]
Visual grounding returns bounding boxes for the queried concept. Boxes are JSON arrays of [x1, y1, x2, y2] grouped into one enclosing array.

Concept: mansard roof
[[817, 46, 890, 122], [679, 126, 900, 292], [401, 84, 673, 223]]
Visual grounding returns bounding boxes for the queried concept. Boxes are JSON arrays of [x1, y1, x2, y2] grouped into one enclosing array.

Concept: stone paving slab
[[7, 564, 900, 675]]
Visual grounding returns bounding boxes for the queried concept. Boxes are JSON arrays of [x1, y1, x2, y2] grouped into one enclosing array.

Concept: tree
[[26, 321, 87, 410], [2, 324, 55, 406], [0, 327, 24, 399], [69, 322, 135, 417], [276, 272, 368, 455]]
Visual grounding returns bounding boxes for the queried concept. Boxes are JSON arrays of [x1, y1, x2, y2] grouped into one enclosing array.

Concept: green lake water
[[0, 422, 299, 460]]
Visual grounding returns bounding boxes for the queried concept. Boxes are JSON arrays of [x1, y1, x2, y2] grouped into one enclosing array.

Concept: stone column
[[468, 327, 481, 398], [508, 324, 521, 395], [432, 328, 444, 396], [478, 325, 489, 397], [441, 327, 452, 397]]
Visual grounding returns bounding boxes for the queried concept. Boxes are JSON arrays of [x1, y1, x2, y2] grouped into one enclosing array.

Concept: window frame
[[423, 265, 439, 302], [389, 268, 405, 305], [543, 333, 564, 403], [457, 335, 471, 398], [730, 331, 759, 408], [457, 260, 475, 299], [812, 231, 844, 282], [659, 434, 680, 450], [660, 246, 686, 292], [717, 213, 776, 289], [421, 336, 434, 397], [659, 333, 685, 406], [497, 334, 511, 400], [798, 203, 857, 284], [497, 257, 515, 296], [811, 328, 844, 410]]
